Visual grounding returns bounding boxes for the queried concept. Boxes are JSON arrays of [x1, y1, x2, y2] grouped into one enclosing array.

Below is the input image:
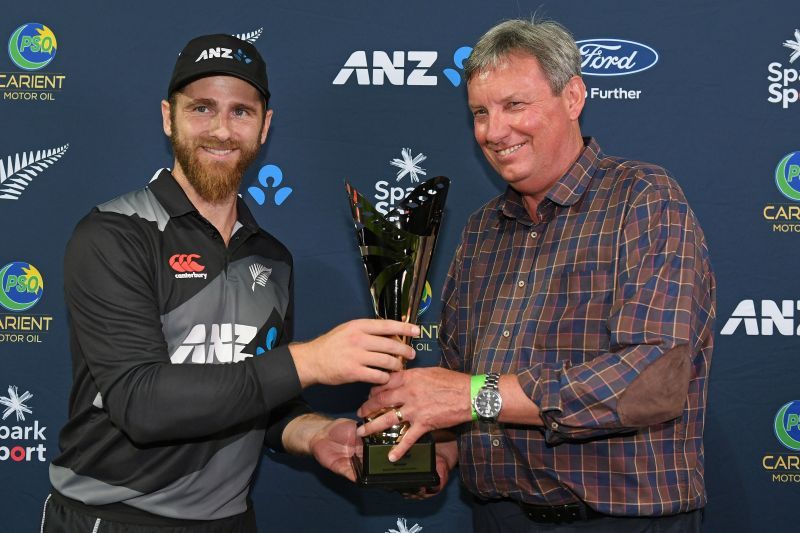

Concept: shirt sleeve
[[439, 240, 466, 373], [517, 184, 714, 443], [65, 211, 307, 446]]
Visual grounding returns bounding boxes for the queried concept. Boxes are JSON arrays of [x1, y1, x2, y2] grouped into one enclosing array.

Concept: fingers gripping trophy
[[345, 176, 450, 490]]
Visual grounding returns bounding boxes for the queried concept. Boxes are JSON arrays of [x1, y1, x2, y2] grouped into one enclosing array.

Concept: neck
[[520, 132, 585, 222], [172, 164, 239, 246]]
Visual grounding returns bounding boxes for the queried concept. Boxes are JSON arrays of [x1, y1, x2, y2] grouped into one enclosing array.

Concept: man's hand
[[356, 367, 471, 462], [283, 414, 360, 482], [309, 418, 360, 482], [290, 319, 419, 387], [403, 438, 458, 500]]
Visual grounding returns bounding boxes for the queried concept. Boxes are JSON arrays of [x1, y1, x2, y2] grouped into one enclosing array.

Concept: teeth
[[497, 144, 523, 156], [204, 148, 233, 156]]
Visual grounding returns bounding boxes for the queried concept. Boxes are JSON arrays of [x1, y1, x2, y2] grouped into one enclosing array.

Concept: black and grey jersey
[[50, 170, 310, 522]]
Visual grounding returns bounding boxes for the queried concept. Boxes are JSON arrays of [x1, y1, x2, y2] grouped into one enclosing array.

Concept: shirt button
[[530, 231, 538, 239], [517, 280, 525, 288], [491, 438, 501, 447], [502, 330, 510, 338], [551, 421, 559, 430]]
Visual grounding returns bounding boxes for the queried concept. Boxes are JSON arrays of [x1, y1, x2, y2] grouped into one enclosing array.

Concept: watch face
[[474, 389, 502, 419]]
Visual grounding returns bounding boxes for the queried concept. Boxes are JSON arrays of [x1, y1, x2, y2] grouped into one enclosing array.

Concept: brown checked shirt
[[440, 138, 715, 516]]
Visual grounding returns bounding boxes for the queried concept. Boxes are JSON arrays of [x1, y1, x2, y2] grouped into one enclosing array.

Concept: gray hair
[[464, 19, 581, 94]]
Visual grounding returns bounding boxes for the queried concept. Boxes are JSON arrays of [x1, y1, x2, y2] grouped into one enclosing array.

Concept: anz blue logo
[[248, 164, 293, 207], [256, 327, 278, 355], [443, 46, 473, 87], [577, 39, 658, 76], [332, 45, 472, 87]]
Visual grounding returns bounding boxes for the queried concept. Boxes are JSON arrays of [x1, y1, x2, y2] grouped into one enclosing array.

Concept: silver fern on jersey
[[249, 263, 272, 291]]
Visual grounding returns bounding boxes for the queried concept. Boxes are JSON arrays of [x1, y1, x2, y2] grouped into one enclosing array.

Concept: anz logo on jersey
[[170, 323, 258, 364]]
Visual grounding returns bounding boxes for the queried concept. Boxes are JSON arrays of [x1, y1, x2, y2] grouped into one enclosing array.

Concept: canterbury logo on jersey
[[170, 323, 258, 364], [169, 253, 208, 279]]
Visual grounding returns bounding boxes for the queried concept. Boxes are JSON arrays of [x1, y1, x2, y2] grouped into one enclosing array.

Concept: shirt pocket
[[532, 268, 614, 355]]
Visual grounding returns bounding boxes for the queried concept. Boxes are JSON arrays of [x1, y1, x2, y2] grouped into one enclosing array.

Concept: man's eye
[[472, 109, 487, 118], [234, 108, 249, 117], [193, 105, 208, 113]]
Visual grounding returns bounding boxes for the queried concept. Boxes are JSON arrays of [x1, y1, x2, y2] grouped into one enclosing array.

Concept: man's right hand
[[289, 319, 419, 387]]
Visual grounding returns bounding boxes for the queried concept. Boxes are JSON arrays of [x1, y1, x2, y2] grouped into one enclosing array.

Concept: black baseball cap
[[168, 34, 270, 101]]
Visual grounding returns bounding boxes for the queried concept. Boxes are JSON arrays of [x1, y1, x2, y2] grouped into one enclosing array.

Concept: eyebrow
[[183, 97, 258, 113]]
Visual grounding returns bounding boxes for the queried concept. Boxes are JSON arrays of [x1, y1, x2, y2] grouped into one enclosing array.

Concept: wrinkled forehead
[[467, 50, 542, 84]]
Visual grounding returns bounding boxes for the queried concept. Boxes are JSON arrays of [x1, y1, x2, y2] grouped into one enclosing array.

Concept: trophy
[[345, 176, 450, 490]]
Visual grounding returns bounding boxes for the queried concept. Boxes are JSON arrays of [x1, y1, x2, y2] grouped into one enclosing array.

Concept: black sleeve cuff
[[263, 397, 313, 452], [249, 344, 303, 412]]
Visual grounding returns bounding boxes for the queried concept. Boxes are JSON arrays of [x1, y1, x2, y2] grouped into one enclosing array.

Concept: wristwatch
[[472, 372, 502, 422]]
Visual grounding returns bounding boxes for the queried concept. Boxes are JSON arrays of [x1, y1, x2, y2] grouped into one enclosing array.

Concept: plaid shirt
[[440, 138, 715, 516]]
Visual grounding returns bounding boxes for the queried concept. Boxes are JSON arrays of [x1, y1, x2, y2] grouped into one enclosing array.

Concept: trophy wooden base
[[351, 433, 439, 490]]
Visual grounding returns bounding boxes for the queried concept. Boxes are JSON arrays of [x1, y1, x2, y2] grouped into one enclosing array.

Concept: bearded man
[[42, 34, 417, 533]]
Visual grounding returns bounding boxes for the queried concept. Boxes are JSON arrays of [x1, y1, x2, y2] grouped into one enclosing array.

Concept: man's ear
[[563, 76, 586, 121], [161, 99, 172, 137], [260, 108, 273, 145]]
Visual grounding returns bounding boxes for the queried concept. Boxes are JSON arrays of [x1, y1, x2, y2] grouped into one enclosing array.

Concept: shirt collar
[[147, 168, 260, 232], [498, 137, 603, 223]]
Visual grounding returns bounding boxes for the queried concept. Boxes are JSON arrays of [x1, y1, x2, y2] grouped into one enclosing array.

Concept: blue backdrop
[[2, 1, 800, 531]]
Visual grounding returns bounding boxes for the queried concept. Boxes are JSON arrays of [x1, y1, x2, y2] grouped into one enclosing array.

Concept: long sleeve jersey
[[50, 170, 310, 521]]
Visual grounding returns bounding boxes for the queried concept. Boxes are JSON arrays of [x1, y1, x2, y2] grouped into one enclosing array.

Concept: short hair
[[464, 19, 581, 94]]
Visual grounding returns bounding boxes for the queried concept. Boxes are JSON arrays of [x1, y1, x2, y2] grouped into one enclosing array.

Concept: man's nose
[[208, 113, 232, 141], [484, 113, 510, 144]]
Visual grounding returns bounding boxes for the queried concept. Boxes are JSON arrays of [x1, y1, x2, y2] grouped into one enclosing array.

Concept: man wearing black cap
[[41, 34, 417, 532]]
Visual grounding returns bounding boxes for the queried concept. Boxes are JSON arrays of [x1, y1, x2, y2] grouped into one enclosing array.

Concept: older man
[[358, 19, 715, 532], [42, 34, 418, 533]]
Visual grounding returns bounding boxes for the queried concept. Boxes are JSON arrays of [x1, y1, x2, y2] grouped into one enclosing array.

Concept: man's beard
[[170, 125, 261, 204]]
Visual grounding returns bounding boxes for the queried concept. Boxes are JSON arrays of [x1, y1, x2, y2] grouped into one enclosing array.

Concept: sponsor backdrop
[[1, 0, 798, 531]]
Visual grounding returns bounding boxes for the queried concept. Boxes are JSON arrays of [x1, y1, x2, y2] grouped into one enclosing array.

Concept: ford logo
[[576, 39, 659, 76]]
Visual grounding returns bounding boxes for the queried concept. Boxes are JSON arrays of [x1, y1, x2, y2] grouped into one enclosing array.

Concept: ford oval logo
[[577, 39, 659, 76]]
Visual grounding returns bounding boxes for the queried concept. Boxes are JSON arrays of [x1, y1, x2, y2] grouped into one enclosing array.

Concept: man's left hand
[[356, 367, 470, 462]]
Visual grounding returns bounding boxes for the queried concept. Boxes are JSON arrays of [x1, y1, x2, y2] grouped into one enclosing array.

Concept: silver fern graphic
[[0, 144, 69, 200], [249, 263, 272, 291], [235, 28, 264, 44]]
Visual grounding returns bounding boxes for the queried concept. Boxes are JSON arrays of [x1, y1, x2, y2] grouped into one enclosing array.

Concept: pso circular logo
[[7, 23, 57, 71], [774, 401, 800, 451], [0, 262, 44, 312], [417, 281, 432, 317], [775, 151, 800, 201]]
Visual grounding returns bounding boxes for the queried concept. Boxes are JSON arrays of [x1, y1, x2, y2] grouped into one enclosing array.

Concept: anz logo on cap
[[195, 47, 252, 64]]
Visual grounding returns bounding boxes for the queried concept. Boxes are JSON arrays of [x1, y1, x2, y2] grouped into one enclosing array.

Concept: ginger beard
[[169, 117, 262, 204]]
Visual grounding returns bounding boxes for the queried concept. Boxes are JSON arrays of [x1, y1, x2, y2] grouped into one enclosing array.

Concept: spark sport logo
[[762, 401, 800, 483], [761, 151, 800, 233], [0, 262, 53, 345], [2, 22, 65, 102], [0, 385, 47, 463], [767, 29, 800, 109]]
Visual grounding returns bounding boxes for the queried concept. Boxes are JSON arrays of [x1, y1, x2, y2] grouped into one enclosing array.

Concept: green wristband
[[471, 374, 487, 421]]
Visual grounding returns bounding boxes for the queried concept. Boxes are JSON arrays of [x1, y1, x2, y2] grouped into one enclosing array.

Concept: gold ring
[[394, 408, 404, 423]]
